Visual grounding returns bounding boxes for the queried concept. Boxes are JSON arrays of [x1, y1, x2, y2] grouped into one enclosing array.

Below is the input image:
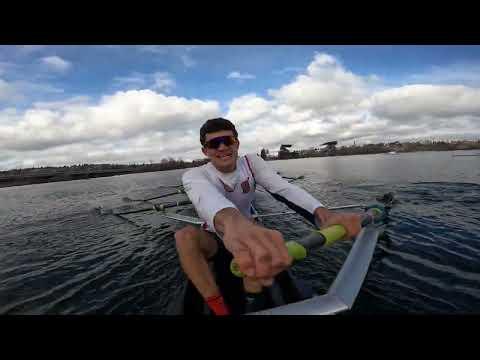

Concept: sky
[[1, 45, 480, 171]]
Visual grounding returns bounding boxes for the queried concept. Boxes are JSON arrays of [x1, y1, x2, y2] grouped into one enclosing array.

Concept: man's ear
[[202, 147, 207, 156]]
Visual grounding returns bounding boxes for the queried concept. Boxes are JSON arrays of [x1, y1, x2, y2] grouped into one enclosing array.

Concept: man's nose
[[217, 142, 228, 150]]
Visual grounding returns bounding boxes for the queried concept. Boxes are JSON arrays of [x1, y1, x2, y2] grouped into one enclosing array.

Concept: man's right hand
[[214, 208, 292, 287]]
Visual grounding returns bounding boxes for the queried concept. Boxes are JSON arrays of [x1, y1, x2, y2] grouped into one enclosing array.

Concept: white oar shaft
[[253, 211, 296, 218], [328, 204, 364, 210], [253, 204, 364, 219]]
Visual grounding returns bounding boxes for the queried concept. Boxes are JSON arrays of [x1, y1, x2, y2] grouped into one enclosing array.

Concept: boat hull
[[166, 245, 314, 315]]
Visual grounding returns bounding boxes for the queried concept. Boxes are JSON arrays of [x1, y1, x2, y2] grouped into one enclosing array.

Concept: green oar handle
[[230, 204, 386, 278], [230, 224, 347, 278]]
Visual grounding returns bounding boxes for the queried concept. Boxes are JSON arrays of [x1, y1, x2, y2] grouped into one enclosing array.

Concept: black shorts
[[207, 232, 231, 263]]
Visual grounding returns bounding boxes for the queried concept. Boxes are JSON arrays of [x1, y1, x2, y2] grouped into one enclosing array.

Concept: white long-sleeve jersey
[[182, 153, 324, 234]]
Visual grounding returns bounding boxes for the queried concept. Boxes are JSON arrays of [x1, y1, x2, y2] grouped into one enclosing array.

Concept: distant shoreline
[[0, 159, 209, 189], [0, 167, 159, 189], [1, 146, 479, 189]]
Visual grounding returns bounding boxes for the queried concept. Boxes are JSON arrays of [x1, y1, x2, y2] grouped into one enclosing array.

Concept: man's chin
[[213, 158, 236, 172]]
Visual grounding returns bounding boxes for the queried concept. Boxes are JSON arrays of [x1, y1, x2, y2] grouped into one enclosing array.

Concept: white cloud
[[41, 56, 72, 73], [365, 85, 480, 121], [224, 53, 480, 153], [113, 71, 176, 93], [408, 62, 480, 87], [0, 130, 206, 170], [269, 53, 368, 114], [226, 94, 272, 123], [227, 71, 256, 81], [33, 96, 91, 110], [0, 90, 220, 156], [3, 51, 480, 170]]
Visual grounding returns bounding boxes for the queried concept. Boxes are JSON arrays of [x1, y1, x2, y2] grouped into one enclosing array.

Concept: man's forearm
[[266, 180, 326, 221], [213, 207, 245, 237], [314, 206, 332, 225]]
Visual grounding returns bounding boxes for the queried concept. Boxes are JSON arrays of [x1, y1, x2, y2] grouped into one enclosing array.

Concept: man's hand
[[214, 208, 292, 286], [314, 207, 362, 240]]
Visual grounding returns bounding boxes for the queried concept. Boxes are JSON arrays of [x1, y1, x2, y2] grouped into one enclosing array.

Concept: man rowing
[[174, 117, 362, 315]]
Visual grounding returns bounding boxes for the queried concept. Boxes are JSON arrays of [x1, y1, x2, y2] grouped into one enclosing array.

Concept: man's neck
[[215, 164, 237, 174]]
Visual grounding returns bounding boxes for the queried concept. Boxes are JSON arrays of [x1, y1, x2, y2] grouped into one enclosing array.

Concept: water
[[1, 150, 479, 314]]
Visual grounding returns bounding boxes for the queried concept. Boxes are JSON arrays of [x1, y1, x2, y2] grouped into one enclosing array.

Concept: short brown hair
[[200, 118, 238, 146]]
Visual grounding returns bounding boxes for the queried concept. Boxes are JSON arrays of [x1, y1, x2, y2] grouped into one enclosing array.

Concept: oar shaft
[[143, 189, 184, 201], [253, 204, 364, 219], [126, 189, 184, 202], [329, 204, 364, 210], [113, 199, 191, 215]]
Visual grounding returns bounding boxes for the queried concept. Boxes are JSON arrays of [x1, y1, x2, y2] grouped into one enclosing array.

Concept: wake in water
[[346, 182, 480, 314]]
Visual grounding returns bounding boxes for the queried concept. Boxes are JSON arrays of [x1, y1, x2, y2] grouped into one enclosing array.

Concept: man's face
[[202, 130, 239, 173]]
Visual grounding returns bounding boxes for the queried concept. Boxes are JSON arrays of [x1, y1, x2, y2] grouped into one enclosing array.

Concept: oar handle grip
[[230, 224, 347, 277]]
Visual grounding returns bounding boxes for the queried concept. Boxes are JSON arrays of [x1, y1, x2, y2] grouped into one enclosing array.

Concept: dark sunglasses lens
[[207, 136, 234, 149]]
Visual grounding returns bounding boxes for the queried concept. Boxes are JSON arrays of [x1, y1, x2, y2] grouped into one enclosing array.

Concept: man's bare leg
[[175, 225, 267, 314], [174, 225, 220, 298], [175, 225, 230, 315]]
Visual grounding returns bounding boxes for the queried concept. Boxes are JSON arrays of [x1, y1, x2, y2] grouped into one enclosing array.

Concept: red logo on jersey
[[241, 178, 250, 193]]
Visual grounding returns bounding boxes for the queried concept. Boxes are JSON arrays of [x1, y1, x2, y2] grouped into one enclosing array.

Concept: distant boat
[[387, 151, 398, 155]]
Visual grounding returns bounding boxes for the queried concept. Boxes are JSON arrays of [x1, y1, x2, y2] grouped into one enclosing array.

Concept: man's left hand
[[314, 207, 362, 240]]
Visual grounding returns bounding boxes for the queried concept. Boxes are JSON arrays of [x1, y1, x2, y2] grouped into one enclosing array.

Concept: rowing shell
[[251, 224, 384, 315], [166, 223, 384, 315], [99, 184, 393, 315]]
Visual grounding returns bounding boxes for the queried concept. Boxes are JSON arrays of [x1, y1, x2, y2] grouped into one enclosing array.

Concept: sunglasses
[[204, 135, 237, 149]]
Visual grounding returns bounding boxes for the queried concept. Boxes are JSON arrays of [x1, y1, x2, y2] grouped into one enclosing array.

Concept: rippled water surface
[[1, 150, 479, 314]]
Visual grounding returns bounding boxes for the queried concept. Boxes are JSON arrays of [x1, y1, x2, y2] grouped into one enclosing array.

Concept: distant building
[[321, 141, 338, 156], [279, 144, 293, 159], [260, 148, 267, 160], [388, 141, 402, 152]]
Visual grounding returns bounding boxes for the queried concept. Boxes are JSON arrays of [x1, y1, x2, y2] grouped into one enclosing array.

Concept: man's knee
[[174, 225, 199, 251], [174, 225, 217, 259]]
